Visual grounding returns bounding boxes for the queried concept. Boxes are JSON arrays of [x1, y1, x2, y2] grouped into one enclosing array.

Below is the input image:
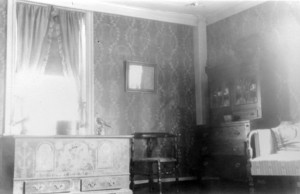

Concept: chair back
[[131, 132, 177, 160]]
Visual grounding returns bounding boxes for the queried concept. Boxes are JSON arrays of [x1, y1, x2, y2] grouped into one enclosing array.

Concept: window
[[5, 0, 94, 135]]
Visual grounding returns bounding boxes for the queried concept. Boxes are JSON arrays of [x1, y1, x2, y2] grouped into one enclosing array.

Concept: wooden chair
[[130, 132, 179, 194]]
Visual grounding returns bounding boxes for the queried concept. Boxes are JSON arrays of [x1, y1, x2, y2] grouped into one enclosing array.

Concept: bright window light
[[12, 74, 78, 135]]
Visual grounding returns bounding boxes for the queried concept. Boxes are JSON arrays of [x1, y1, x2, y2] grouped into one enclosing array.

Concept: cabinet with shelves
[[206, 63, 261, 124], [202, 63, 261, 181]]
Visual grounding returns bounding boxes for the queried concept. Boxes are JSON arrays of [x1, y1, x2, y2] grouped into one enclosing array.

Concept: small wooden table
[[130, 132, 179, 194]]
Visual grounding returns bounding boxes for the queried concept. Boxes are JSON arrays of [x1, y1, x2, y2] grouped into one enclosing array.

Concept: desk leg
[[130, 163, 134, 191], [175, 162, 179, 193], [130, 138, 135, 191], [157, 161, 162, 194], [149, 163, 154, 192]]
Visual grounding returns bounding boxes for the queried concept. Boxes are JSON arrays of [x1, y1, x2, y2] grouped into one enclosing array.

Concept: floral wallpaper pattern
[[207, 1, 300, 126], [94, 13, 197, 175], [0, 2, 197, 176], [0, 0, 6, 134]]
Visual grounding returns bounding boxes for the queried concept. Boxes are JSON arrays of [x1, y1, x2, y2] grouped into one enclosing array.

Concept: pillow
[[271, 122, 300, 151], [255, 129, 276, 157]]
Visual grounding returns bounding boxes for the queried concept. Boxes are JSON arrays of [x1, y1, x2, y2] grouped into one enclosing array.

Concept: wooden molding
[[20, 0, 198, 26], [19, 0, 266, 26]]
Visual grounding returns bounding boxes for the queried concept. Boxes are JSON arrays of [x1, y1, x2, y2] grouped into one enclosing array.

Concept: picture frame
[[125, 61, 157, 93]]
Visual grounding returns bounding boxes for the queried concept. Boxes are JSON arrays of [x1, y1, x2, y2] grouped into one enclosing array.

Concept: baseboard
[[134, 176, 197, 185]]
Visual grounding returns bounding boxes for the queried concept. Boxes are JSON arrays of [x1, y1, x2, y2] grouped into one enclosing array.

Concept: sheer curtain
[[12, 3, 52, 134], [57, 9, 86, 129], [15, 3, 52, 75], [12, 4, 85, 135]]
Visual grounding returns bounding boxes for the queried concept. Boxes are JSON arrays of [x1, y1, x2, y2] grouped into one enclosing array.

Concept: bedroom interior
[[0, 0, 300, 194]]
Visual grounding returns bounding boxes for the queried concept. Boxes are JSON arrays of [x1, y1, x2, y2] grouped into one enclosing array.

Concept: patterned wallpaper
[[0, 0, 6, 134], [207, 1, 300, 126], [93, 13, 197, 175], [0, 2, 197, 176]]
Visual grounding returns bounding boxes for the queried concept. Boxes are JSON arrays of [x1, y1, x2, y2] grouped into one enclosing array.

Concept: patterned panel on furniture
[[14, 138, 130, 179], [2, 136, 132, 194], [25, 179, 71, 194], [80, 188, 132, 194], [81, 176, 129, 191]]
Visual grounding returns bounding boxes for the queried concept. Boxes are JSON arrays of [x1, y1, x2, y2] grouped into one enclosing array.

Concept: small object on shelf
[[95, 117, 111, 135], [56, 120, 74, 135]]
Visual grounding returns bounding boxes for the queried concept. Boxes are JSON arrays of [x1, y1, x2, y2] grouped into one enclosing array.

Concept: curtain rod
[[16, 0, 89, 13], [16, 0, 48, 7]]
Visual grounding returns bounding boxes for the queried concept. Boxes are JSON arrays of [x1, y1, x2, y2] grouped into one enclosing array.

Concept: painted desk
[[0, 135, 132, 194]]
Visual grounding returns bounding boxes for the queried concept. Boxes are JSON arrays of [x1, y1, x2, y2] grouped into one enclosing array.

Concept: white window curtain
[[15, 3, 52, 75], [11, 3, 85, 135], [56, 9, 86, 129], [12, 3, 53, 134]]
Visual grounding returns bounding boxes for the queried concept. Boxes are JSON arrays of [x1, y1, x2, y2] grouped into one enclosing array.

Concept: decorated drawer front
[[81, 176, 129, 192], [25, 179, 71, 194], [211, 140, 245, 155], [212, 126, 246, 139], [14, 138, 130, 179], [82, 189, 132, 194]]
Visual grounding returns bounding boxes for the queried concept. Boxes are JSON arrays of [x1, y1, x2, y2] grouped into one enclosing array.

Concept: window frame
[[4, 0, 94, 135]]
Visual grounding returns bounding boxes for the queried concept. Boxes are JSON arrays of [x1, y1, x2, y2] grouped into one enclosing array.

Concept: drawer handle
[[235, 163, 241, 168], [88, 182, 96, 188], [33, 184, 45, 192], [108, 179, 116, 186], [53, 183, 65, 191]]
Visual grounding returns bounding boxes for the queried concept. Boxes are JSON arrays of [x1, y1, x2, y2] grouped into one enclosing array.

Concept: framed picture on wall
[[125, 61, 157, 93]]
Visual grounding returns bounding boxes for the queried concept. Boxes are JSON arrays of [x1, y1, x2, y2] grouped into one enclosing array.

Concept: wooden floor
[[134, 179, 300, 194]]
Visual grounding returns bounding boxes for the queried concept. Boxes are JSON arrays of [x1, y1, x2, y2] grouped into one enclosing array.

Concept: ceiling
[[93, 0, 266, 24]]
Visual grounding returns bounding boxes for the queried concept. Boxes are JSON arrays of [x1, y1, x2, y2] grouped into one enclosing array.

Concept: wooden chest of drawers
[[211, 121, 249, 155], [206, 121, 251, 181], [0, 136, 132, 194]]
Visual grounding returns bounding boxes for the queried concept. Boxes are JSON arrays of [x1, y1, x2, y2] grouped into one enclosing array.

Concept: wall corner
[[194, 17, 208, 125]]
